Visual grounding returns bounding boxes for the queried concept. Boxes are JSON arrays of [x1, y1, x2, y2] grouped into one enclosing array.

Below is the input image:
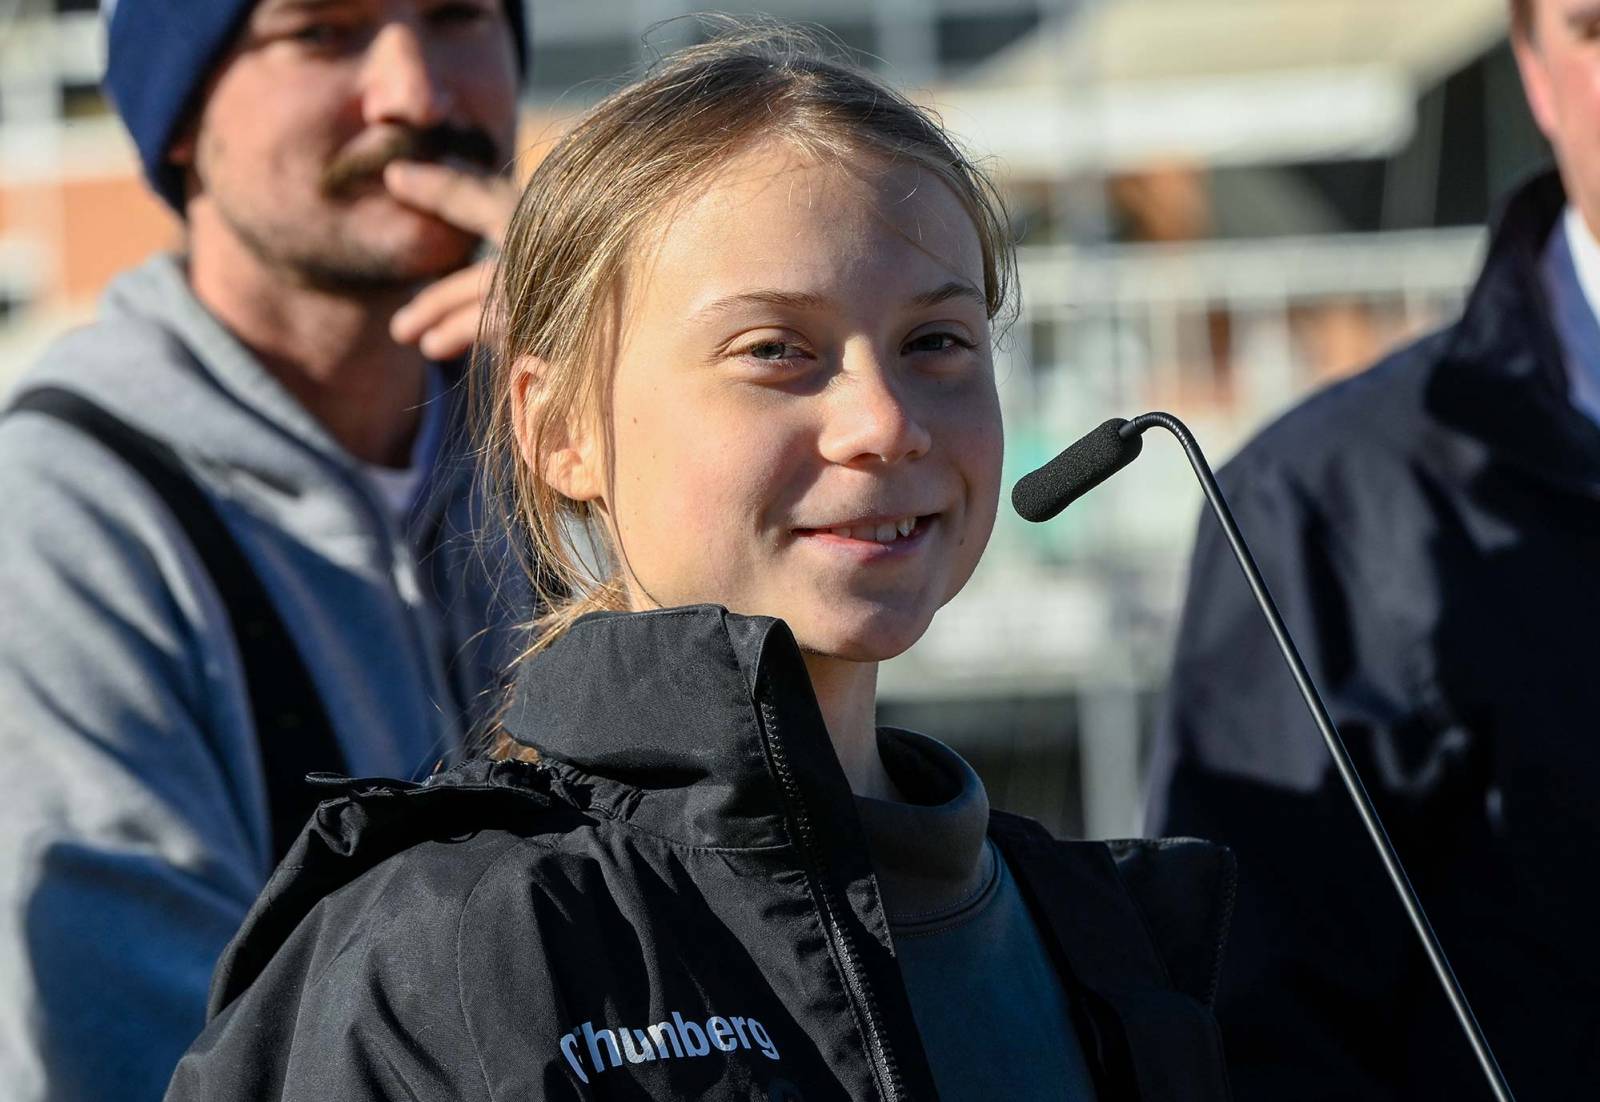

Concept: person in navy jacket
[[1149, 2, 1600, 1097]]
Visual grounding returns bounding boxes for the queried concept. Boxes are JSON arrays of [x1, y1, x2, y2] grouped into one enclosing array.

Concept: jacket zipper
[[757, 698, 908, 1102]]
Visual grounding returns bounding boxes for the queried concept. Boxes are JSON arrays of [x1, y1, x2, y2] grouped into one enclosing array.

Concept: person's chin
[[390, 226, 480, 276], [790, 604, 934, 664], [343, 203, 480, 274]]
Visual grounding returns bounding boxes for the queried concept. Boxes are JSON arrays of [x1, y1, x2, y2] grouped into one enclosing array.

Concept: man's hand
[[385, 160, 520, 361]]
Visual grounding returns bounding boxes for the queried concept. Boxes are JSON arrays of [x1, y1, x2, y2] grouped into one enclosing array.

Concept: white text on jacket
[[559, 1011, 781, 1083]]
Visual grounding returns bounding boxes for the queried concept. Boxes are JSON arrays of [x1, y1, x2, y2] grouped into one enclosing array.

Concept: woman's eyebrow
[[693, 289, 832, 320], [909, 280, 986, 310], [693, 280, 983, 321]]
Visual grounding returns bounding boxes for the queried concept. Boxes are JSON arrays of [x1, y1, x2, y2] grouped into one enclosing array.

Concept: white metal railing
[[0, 8, 118, 183], [1003, 226, 1484, 418], [1016, 227, 1485, 307], [904, 225, 1485, 648]]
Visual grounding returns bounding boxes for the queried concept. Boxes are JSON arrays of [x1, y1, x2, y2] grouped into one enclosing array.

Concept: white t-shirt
[[360, 366, 447, 521]]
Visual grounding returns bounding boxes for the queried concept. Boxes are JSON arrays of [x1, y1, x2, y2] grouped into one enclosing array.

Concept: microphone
[[1015, 411, 1516, 1102], [1012, 418, 1143, 522]]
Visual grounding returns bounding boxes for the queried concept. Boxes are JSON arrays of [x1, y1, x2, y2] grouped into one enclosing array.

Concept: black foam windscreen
[[1011, 417, 1144, 522]]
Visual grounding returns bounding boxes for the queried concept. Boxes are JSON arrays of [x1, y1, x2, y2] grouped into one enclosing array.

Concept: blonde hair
[[473, 23, 1015, 679]]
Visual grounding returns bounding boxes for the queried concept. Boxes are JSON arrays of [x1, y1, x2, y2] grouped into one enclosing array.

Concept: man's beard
[[219, 122, 504, 294], [224, 204, 480, 294]]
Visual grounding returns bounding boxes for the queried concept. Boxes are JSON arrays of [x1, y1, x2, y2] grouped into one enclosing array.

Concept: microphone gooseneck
[[1014, 410, 1516, 1102]]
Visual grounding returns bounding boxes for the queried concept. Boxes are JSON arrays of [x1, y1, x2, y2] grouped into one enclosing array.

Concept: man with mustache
[[0, 2, 526, 1099]]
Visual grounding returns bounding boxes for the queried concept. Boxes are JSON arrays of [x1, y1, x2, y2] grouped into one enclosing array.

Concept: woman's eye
[[745, 340, 799, 361], [904, 331, 971, 354]]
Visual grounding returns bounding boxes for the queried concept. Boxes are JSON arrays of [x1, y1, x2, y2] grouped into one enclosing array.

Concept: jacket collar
[[1432, 169, 1600, 495], [501, 605, 861, 851], [502, 605, 943, 1099]]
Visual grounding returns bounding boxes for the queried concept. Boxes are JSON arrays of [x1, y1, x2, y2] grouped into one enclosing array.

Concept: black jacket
[[168, 606, 1234, 1101], [1147, 171, 1600, 1101]]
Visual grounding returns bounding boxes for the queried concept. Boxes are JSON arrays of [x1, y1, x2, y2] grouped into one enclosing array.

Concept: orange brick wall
[[0, 170, 176, 311], [56, 174, 179, 304]]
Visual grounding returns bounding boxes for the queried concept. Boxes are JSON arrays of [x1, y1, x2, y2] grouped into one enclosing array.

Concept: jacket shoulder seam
[[455, 836, 539, 1102]]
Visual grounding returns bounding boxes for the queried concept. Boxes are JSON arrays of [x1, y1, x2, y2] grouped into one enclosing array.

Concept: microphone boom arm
[[1120, 412, 1514, 1102]]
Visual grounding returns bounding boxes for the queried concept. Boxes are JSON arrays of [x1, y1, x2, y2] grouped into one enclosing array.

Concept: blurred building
[[0, 0, 1545, 836], [0, 0, 175, 368]]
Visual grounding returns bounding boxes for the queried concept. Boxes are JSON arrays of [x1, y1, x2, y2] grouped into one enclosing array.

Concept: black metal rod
[[1125, 411, 1514, 1102]]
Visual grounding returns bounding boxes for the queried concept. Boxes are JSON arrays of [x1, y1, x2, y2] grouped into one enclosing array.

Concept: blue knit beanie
[[102, 0, 529, 211]]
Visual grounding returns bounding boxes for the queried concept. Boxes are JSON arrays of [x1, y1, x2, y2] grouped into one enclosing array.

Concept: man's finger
[[384, 160, 518, 238], [391, 260, 492, 344], [418, 305, 488, 362]]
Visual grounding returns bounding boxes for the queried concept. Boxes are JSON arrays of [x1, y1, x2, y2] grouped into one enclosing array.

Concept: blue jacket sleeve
[[1145, 454, 1480, 1102]]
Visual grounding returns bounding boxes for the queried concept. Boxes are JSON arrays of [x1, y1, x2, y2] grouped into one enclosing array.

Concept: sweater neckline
[[855, 730, 994, 929]]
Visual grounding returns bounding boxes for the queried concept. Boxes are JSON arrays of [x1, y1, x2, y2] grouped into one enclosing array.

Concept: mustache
[[320, 124, 502, 198]]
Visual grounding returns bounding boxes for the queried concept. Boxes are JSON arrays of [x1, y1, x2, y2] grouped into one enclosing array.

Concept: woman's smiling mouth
[[793, 514, 936, 552]]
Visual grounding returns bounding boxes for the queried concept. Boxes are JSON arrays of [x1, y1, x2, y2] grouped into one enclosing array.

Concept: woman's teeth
[[827, 517, 919, 543]]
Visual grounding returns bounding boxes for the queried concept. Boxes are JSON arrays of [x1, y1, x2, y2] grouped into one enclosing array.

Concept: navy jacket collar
[[1433, 169, 1600, 495]]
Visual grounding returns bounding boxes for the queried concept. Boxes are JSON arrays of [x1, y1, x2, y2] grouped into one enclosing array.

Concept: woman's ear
[[510, 356, 604, 503]]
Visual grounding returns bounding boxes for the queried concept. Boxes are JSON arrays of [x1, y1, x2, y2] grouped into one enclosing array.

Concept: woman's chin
[[786, 609, 934, 665]]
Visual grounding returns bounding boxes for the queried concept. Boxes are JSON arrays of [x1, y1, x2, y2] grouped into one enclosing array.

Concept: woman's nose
[[816, 350, 933, 467]]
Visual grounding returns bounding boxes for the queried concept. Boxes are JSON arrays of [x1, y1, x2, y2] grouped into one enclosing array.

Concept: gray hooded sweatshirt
[[0, 255, 519, 1101]]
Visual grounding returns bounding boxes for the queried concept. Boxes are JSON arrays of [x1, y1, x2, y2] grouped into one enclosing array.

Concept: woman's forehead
[[632, 142, 986, 315]]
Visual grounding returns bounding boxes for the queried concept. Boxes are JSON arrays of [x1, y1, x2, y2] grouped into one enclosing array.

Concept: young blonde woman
[[167, 29, 1234, 1102]]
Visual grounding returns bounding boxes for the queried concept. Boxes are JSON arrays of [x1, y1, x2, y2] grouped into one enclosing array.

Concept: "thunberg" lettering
[[558, 1010, 781, 1084]]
